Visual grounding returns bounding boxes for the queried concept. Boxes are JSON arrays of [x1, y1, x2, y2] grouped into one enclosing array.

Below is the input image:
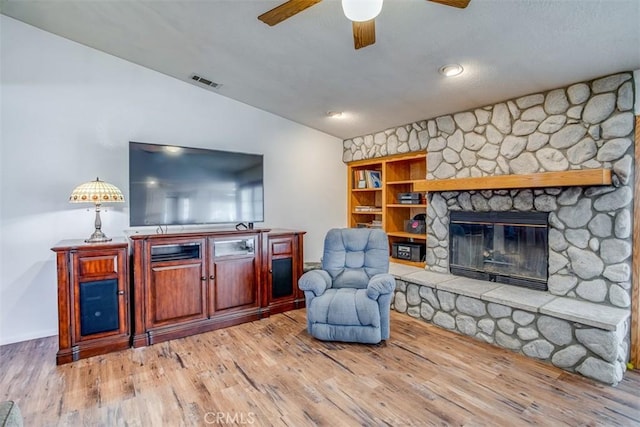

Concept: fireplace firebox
[[449, 211, 549, 291]]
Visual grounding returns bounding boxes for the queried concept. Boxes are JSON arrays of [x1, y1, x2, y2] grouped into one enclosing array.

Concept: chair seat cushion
[[0, 401, 23, 427], [308, 288, 380, 328]]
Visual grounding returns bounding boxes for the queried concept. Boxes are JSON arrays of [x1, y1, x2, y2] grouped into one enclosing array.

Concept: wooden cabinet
[[347, 152, 427, 267], [52, 229, 306, 360], [131, 230, 266, 347], [52, 239, 130, 364], [266, 231, 305, 314]]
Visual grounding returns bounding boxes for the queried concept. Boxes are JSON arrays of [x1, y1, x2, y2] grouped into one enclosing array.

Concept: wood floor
[[2, 310, 639, 427]]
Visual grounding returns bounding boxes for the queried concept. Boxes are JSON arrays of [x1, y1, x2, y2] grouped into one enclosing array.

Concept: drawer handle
[[117, 290, 124, 295], [209, 275, 215, 280]]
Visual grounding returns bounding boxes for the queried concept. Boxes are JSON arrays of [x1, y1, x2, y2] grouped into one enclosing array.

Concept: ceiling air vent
[[190, 74, 222, 90]]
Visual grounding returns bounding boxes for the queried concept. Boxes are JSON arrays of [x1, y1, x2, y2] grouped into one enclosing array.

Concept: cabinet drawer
[[271, 240, 292, 256], [78, 255, 119, 278]]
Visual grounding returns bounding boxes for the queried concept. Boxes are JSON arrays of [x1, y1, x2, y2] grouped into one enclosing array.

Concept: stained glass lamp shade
[[69, 177, 125, 243]]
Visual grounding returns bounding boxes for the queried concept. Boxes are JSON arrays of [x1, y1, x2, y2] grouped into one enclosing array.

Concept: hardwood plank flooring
[[1, 310, 639, 426]]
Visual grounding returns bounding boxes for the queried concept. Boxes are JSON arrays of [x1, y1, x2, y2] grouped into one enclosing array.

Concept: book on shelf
[[354, 205, 382, 213], [355, 170, 367, 189], [356, 221, 383, 229], [366, 170, 382, 188], [354, 169, 382, 189]]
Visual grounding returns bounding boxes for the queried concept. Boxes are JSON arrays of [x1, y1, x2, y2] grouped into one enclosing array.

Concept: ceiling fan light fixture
[[342, 0, 383, 22], [326, 111, 344, 118], [439, 64, 464, 77]]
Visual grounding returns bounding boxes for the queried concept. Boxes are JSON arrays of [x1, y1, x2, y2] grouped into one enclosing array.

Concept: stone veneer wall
[[342, 72, 635, 384]]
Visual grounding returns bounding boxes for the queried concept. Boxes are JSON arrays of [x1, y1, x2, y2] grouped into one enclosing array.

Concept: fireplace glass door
[[449, 211, 548, 291]]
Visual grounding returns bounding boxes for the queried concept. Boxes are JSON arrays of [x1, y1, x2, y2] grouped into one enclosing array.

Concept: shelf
[[387, 231, 426, 240], [390, 258, 425, 268], [387, 180, 419, 185], [352, 211, 383, 215], [414, 168, 612, 192], [387, 204, 427, 208], [352, 188, 382, 192]]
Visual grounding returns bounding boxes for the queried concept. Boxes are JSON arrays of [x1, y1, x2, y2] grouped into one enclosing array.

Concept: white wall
[[0, 16, 346, 345]]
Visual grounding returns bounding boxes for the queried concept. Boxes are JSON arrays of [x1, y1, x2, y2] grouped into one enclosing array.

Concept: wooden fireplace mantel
[[414, 168, 612, 192]]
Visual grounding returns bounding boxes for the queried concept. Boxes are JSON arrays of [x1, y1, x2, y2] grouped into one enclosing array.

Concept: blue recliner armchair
[[298, 228, 396, 344]]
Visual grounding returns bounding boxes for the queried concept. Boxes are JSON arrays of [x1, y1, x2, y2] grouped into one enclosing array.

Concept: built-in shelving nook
[[347, 152, 427, 267]]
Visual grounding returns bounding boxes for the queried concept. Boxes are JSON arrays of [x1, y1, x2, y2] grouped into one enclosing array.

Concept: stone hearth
[[342, 72, 635, 385], [389, 263, 629, 385]]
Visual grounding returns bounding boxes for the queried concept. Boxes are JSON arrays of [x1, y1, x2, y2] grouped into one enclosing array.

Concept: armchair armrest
[[298, 269, 332, 296], [366, 273, 396, 300]]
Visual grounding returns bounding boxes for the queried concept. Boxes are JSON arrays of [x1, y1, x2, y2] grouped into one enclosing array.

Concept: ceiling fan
[[258, 0, 471, 50]]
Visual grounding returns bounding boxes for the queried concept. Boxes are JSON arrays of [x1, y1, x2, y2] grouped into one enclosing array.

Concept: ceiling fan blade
[[258, 0, 323, 26], [353, 19, 376, 50], [427, 0, 471, 9]]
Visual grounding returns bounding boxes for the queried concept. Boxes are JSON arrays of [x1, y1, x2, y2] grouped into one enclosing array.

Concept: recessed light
[[164, 146, 182, 154], [326, 111, 344, 118], [439, 64, 464, 77]]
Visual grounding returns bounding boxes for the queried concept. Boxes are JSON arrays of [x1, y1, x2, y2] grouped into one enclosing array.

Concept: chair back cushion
[[322, 228, 389, 289]]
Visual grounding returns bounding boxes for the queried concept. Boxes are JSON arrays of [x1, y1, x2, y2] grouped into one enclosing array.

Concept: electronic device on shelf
[[392, 242, 425, 262], [397, 192, 423, 204], [404, 213, 426, 234], [404, 220, 426, 234]]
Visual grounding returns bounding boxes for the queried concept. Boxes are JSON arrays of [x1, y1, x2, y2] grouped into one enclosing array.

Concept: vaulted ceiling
[[2, 0, 639, 139]]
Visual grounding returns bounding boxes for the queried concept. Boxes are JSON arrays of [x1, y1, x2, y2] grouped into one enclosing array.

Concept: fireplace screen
[[449, 211, 548, 291]]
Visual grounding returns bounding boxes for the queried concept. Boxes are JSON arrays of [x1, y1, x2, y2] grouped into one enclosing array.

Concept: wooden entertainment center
[[52, 228, 305, 364]]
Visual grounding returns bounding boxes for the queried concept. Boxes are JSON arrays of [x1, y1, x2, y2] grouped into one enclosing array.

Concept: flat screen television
[[129, 142, 264, 227]]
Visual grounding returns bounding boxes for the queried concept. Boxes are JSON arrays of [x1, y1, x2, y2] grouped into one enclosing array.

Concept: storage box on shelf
[[347, 152, 427, 267]]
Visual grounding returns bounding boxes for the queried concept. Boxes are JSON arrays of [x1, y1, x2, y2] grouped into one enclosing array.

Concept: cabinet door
[[72, 247, 128, 342], [211, 257, 257, 312], [78, 279, 119, 336], [148, 262, 207, 326], [209, 236, 258, 314], [269, 237, 295, 301]]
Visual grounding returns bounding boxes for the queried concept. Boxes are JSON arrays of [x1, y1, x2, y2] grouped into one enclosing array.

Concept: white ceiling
[[2, 0, 639, 139]]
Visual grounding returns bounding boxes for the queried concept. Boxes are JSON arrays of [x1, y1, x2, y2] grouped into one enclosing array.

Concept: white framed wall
[[0, 16, 346, 345]]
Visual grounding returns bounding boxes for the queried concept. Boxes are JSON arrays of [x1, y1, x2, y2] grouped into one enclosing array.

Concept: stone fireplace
[[449, 211, 548, 291], [342, 72, 635, 385], [425, 184, 633, 308]]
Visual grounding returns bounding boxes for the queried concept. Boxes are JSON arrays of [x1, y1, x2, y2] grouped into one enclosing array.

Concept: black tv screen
[[129, 142, 264, 227]]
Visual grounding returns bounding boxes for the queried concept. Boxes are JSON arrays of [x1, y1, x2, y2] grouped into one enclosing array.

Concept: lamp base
[[85, 230, 112, 243], [85, 203, 112, 243]]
